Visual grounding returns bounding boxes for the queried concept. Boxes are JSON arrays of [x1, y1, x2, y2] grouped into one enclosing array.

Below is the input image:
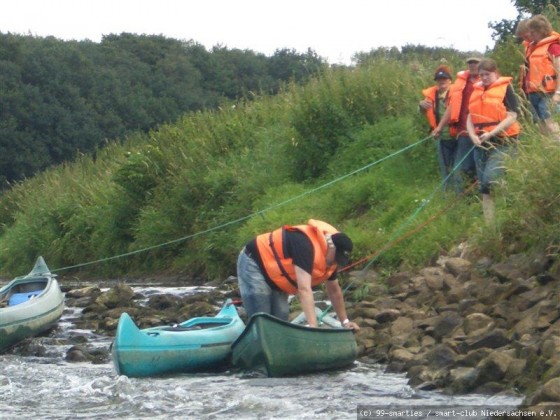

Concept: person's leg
[[237, 250, 273, 318], [473, 147, 488, 193], [473, 146, 492, 221], [482, 193, 495, 224], [454, 134, 477, 191], [437, 140, 457, 190], [529, 92, 559, 137], [479, 145, 513, 224], [484, 145, 512, 190], [270, 289, 290, 320]]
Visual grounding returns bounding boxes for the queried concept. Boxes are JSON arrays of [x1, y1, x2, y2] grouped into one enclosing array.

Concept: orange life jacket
[[448, 71, 479, 137], [468, 77, 521, 138], [522, 33, 560, 93], [421, 86, 442, 130], [254, 219, 338, 294], [519, 39, 531, 92]]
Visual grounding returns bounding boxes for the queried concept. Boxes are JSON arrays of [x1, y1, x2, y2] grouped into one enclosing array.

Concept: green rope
[[51, 135, 432, 273], [317, 145, 477, 323]]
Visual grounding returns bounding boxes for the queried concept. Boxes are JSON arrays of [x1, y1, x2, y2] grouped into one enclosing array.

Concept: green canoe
[[0, 256, 65, 352], [231, 312, 358, 377]]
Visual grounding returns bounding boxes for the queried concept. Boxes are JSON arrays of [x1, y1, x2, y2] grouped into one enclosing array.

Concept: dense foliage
[[0, 32, 327, 185], [2, 41, 557, 282], [0, 3, 558, 281]]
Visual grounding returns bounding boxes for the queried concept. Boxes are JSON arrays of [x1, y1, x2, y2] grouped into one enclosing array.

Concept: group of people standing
[[232, 15, 560, 333], [420, 14, 560, 222]]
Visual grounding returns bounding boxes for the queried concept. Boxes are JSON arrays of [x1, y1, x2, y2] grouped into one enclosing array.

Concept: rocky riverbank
[[344, 245, 560, 418], [10, 244, 559, 418]]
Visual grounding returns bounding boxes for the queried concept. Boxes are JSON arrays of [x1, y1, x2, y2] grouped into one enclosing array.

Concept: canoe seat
[[161, 321, 230, 332], [8, 290, 42, 306]]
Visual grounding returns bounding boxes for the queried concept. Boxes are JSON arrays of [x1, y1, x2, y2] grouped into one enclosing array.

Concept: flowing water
[[0, 286, 523, 420]]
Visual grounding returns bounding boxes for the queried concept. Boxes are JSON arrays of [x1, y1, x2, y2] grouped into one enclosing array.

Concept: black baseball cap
[[331, 233, 353, 266]]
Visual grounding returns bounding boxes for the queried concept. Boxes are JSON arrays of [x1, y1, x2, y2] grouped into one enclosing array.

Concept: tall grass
[[0, 49, 555, 280]]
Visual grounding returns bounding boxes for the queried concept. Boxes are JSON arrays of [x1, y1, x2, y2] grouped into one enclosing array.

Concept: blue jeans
[[528, 92, 553, 120], [454, 134, 477, 191], [474, 144, 515, 195], [437, 139, 459, 192], [237, 249, 289, 320]]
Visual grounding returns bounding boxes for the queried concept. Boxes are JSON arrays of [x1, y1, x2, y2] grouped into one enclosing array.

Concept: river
[[0, 286, 523, 419]]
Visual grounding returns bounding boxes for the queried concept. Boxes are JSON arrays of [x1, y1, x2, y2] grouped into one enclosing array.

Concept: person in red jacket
[[522, 15, 560, 139], [237, 219, 359, 330], [444, 57, 481, 191]]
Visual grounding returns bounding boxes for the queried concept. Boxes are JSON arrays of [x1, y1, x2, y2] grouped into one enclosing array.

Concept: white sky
[[1, 0, 519, 65]]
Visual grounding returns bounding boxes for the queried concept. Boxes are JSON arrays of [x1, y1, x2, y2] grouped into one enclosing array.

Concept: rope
[[317, 145, 477, 322], [51, 135, 433, 273]]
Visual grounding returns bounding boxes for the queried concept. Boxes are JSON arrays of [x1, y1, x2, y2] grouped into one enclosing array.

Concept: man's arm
[[326, 280, 360, 330], [295, 265, 318, 327]]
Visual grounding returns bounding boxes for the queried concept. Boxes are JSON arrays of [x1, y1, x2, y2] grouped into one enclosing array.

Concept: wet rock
[[11, 340, 47, 357], [95, 284, 134, 309], [148, 294, 181, 310], [449, 367, 478, 394], [66, 346, 90, 362], [66, 286, 101, 299], [66, 345, 110, 364], [177, 301, 216, 320]]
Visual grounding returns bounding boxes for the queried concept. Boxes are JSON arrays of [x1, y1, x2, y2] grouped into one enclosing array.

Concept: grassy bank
[[0, 50, 558, 281]]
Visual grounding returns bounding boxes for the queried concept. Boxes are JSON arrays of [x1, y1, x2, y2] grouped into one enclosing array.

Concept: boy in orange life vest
[[466, 59, 521, 223], [236, 219, 359, 330], [419, 65, 458, 192], [522, 15, 560, 139]]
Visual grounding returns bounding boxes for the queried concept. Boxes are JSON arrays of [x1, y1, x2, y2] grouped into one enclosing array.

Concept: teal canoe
[[231, 312, 358, 377], [0, 256, 65, 353], [112, 299, 245, 377]]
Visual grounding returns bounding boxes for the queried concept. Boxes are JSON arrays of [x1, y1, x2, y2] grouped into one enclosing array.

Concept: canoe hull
[[231, 312, 358, 377], [112, 299, 244, 377], [0, 257, 64, 353]]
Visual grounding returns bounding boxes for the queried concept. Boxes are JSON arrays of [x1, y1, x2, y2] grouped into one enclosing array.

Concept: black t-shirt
[[245, 229, 337, 290]]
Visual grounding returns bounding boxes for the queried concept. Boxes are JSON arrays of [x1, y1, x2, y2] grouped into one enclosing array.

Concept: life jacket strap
[[268, 230, 298, 289]]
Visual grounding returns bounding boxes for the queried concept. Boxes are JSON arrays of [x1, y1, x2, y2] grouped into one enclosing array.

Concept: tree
[[489, 0, 560, 44]]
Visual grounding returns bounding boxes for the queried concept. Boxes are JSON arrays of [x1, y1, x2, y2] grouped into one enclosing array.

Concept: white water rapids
[[0, 286, 522, 419]]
